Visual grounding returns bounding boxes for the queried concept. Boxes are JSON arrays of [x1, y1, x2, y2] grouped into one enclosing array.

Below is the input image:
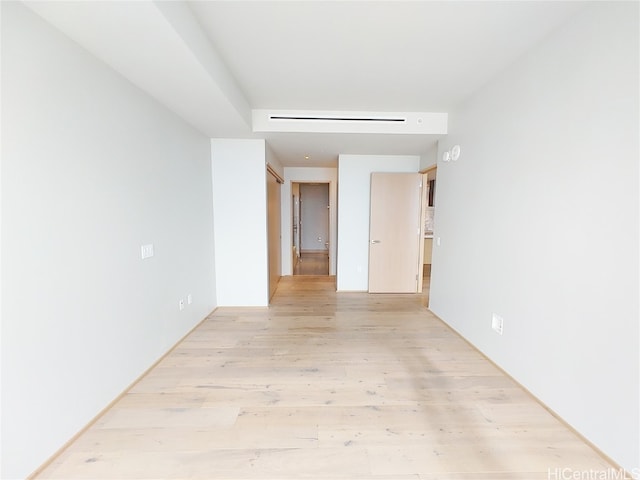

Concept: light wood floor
[[35, 276, 614, 479], [293, 252, 329, 276]]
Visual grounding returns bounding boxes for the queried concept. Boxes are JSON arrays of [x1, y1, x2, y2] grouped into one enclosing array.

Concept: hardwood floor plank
[[33, 275, 616, 480], [94, 405, 240, 429], [68, 424, 319, 452], [368, 442, 612, 476]]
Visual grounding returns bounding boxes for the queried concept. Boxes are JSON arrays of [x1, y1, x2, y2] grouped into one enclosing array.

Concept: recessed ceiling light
[[304, 155, 310, 159]]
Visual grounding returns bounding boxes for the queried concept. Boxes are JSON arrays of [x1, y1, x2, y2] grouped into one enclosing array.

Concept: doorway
[[421, 166, 437, 304], [292, 182, 329, 276]]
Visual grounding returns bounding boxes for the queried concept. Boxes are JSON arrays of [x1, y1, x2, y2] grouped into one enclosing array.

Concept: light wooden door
[[368, 172, 423, 293]]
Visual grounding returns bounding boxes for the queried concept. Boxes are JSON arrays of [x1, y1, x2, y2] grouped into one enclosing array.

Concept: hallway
[[35, 276, 614, 479], [293, 252, 329, 276]]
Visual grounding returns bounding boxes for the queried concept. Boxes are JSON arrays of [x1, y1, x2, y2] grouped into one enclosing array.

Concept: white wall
[[282, 167, 338, 276], [429, 2, 639, 474], [336, 155, 420, 291], [420, 143, 438, 171], [211, 139, 269, 306], [1, 3, 217, 478], [266, 143, 284, 180]]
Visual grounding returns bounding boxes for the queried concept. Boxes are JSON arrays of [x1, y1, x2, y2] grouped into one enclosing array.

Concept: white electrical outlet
[[179, 299, 185, 311], [141, 244, 154, 259], [492, 313, 504, 335], [187, 294, 192, 305]]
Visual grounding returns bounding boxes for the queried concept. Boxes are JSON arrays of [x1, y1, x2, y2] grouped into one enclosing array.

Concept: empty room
[[1, 1, 638, 479]]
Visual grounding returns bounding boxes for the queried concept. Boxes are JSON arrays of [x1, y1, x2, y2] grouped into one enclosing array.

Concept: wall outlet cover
[[141, 244, 154, 259], [492, 313, 504, 335]]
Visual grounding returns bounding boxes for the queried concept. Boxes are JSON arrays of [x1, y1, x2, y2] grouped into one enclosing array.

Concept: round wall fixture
[[451, 145, 461, 161]]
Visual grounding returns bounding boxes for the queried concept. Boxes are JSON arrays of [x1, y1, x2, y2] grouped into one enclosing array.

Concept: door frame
[[286, 179, 336, 276], [298, 182, 330, 255], [267, 167, 282, 301]]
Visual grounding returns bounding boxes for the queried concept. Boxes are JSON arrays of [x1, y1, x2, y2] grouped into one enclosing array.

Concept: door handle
[[371, 240, 381, 244]]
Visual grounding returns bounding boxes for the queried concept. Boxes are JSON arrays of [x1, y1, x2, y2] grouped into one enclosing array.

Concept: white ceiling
[[25, 0, 587, 168]]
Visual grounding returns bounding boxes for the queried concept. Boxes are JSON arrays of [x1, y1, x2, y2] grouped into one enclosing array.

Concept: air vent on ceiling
[[269, 115, 406, 123], [252, 109, 448, 135]]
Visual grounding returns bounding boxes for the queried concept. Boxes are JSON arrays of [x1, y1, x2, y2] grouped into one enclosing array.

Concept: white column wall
[[211, 139, 269, 306]]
